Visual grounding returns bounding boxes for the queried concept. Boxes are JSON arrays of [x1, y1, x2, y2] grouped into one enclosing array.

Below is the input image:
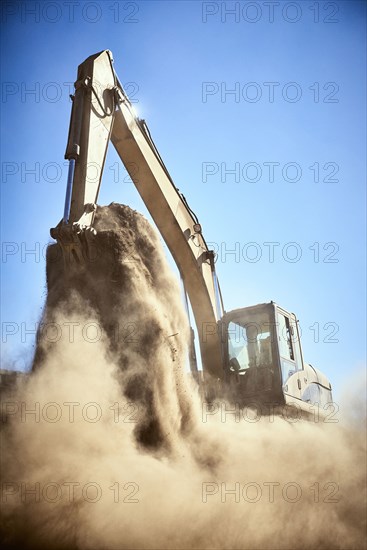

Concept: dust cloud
[[1, 204, 366, 550]]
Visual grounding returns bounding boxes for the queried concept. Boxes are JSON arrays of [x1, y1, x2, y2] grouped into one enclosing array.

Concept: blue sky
[[1, 0, 366, 402]]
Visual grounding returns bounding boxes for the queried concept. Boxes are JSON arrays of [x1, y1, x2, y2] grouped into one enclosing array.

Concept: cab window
[[277, 313, 294, 361], [228, 318, 273, 373]]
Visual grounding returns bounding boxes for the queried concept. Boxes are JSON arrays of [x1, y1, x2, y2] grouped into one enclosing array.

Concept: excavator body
[[51, 50, 333, 418]]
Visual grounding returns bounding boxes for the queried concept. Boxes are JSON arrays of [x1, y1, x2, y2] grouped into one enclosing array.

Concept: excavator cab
[[221, 302, 333, 414]]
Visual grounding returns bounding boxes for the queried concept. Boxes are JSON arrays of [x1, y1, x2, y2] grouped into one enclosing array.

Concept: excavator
[[50, 50, 333, 418]]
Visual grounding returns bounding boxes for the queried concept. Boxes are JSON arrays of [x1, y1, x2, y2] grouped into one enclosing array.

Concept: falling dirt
[[1, 204, 366, 550]]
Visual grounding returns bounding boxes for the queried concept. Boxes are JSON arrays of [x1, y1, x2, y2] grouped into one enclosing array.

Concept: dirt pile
[[1, 204, 366, 550], [32, 203, 198, 453]]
